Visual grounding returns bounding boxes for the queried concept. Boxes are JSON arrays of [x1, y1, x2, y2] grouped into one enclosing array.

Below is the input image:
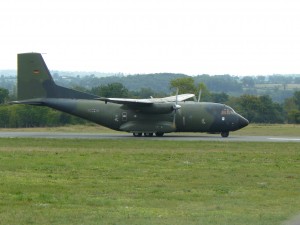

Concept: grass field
[[0, 138, 299, 225], [234, 124, 300, 136]]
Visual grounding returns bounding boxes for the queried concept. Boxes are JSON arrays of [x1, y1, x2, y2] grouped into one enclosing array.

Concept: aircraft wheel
[[144, 133, 153, 137], [155, 132, 164, 137], [221, 131, 229, 138], [133, 132, 142, 137]]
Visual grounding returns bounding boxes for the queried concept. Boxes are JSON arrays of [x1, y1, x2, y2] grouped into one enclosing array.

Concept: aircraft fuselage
[[42, 98, 248, 135], [14, 53, 249, 137]]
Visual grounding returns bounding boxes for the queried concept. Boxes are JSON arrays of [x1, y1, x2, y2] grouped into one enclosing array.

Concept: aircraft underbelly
[[119, 121, 175, 133]]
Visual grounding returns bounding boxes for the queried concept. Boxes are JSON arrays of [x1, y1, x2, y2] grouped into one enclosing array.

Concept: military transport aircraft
[[12, 53, 249, 137]]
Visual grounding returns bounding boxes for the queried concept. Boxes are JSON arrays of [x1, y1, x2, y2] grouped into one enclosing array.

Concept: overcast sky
[[1, 0, 300, 75]]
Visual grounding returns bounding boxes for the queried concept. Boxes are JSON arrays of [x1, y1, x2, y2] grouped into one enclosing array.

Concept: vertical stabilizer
[[18, 53, 55, 100], [17, 53, 97, 100]]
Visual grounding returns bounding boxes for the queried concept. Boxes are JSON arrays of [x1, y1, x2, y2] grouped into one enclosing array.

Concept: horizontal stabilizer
[[10, 98, 45, 106]]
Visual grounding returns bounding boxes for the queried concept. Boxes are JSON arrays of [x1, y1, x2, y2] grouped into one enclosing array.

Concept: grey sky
[[1, 0, 300, 75]]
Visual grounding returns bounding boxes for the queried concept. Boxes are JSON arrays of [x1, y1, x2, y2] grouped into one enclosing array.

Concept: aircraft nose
[[238, 115, 249, 128]]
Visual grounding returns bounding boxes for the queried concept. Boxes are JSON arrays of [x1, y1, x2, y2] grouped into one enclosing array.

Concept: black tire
[[155, 132, 164, 137], [144, 133, 153, 137], [221, 131, 229, 138], [133, 133, 142, 137]]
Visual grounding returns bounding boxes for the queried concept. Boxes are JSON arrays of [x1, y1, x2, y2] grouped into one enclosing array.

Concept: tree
[[193, 74, 243, 93], [241, 76, 255, 88], [0, 88, 9, 104], [210, 92, 229, 103], [256, 76, 266, 84], [232, 95, 260, 122], [91, 83, 129, 98], [0, 106, 9, 127], [257, 95, 284, 123], [170, 77, 197, 94], [284, 91, 300, 123], [294, 91, 300, 109], [294, 77, 300, 84], [131, 88, 160, 98], [228, 94, 284, 123]]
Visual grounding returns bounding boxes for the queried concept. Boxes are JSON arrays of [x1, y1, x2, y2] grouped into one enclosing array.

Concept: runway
[[0, 131, 299, 142]]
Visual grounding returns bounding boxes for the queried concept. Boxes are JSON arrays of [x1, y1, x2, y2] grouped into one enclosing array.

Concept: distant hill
[[1, 70, 300, 102], [87, 73, 187, 94], [0, 70, 16, 76]]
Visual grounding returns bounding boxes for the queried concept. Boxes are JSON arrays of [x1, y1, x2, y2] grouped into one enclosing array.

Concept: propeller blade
[[172, 88, 181, 128], [198, 89, 202, 102], [172, 111, 176, 128], [175, 88, 179, 105]]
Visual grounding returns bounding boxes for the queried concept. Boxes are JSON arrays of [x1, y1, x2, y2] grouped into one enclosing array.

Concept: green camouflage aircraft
[[12, 53, 249, 137]]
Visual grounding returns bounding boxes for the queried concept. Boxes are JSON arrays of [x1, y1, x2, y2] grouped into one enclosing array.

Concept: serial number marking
[[87, 109, 99, 113]]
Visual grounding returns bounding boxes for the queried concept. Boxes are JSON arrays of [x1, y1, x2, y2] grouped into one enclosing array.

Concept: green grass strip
[[0, 138, 299, 225]]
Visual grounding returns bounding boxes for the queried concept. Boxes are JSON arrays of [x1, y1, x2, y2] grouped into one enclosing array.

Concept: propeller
[[172, 88, 181, 128], [197, 89, 202, 102]]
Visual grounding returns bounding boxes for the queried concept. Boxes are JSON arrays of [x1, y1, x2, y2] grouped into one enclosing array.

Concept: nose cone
[[238, 115, 249, 129]]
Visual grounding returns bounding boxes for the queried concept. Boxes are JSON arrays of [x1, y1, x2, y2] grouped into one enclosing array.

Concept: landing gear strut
[[221, 131, 229, 138]]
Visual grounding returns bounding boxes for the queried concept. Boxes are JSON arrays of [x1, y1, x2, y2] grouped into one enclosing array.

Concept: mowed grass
[[234, 124, 300, 137], [0, 139, 299, 225]]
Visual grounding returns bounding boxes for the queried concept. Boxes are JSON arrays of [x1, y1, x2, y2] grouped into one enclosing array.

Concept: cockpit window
[[221, 107, 235, 115]]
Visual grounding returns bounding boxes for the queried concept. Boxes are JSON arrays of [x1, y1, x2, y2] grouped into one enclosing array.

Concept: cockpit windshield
[[221, 106, 235, 115]]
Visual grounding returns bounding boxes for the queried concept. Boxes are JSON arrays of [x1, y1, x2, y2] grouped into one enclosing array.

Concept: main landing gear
[[132, 132, 164, 137], [133, 132, 229, 138]]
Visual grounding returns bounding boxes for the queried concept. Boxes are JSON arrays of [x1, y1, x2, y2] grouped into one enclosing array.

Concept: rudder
[[18, 53, 55, 100], [17, 53, 97, 100]]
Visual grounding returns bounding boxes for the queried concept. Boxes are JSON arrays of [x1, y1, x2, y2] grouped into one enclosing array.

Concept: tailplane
[[17, 53, 97, 100]]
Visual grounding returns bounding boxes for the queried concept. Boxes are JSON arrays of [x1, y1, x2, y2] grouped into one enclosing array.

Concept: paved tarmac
[[0, 131, 299, 142]]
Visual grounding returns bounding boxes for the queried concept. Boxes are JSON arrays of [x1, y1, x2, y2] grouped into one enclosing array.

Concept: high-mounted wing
[[97, 97, 152, 105], [97, 94, 195, 105], [158, 94, 195, 102]]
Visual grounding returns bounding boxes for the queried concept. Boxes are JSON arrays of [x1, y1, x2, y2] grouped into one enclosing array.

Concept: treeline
[[0, 77, 300, 128], [2, 73, 300, 103], [0, 105, 87, 128], [54, 74, 300, 103]]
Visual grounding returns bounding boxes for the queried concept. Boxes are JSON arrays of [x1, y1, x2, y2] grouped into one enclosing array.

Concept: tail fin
[[17, 53, 97, 100]]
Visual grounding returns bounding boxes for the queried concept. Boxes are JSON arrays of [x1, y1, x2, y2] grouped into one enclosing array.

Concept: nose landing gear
[[221, 131, 229, 138]]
